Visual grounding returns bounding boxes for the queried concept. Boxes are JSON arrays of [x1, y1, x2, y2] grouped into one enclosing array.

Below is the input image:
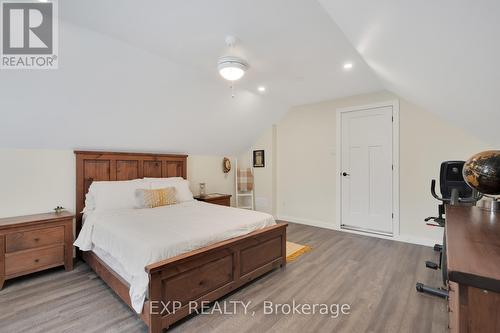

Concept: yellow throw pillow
[[138, 187, 176, 208]]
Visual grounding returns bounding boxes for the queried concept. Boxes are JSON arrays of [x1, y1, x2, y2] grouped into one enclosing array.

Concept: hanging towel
[[238, 168, 254, 192]]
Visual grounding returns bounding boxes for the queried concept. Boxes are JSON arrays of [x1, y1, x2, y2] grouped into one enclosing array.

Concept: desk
[[446, 205, 500, 332]]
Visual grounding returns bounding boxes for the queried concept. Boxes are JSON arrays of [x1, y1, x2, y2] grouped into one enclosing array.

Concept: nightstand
[[194, 194, 232, 207], [0, 211, 74, 289]]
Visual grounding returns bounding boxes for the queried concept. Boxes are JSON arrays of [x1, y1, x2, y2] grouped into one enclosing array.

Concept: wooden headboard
[[74, 150, 188, 235]]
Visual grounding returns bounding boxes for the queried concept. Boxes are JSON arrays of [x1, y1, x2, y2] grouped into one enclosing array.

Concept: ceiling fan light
[[219, 66, 245, 81], [218, 56, 248, 81]]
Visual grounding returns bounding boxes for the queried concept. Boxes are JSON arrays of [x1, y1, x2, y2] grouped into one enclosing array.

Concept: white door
[[340, 106, 394, 235]]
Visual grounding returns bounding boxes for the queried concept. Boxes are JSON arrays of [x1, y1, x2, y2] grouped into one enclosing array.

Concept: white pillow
[[82, 192, 96, 213], [174, 179, 195, 202], [144, 177, 184, 185], [88, 179, 150, 211], [147, 178, 194, 202]]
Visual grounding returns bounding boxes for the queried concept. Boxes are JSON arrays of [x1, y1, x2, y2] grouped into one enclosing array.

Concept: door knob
[[342, 172, 350, 176]]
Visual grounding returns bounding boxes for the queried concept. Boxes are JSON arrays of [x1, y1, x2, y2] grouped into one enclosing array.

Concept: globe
[[463, 150, 500, 195]]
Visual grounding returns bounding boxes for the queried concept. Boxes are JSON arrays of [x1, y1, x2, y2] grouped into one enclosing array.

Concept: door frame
[[335, 100, 400, 237]]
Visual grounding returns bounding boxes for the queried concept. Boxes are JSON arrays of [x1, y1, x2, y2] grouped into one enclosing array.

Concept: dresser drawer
[[5, 245, 65, 277], [5, 226, 64, 253]]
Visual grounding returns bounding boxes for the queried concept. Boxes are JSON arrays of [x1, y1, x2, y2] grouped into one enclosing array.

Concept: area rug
[[286, 241, 312, 262]]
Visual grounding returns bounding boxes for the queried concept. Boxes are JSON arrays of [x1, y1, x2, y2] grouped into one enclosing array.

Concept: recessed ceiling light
[[257, 86, 266, 93], [343, 62, 353, 70]]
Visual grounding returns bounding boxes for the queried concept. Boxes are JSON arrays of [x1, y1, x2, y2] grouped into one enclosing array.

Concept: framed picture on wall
[[253, 150, 265, 167]]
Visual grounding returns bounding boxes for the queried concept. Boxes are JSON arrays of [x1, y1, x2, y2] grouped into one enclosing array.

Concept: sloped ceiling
[[319, 0, 500, 146], [3, 1, 495, 155], [0, 0, 381, 155]]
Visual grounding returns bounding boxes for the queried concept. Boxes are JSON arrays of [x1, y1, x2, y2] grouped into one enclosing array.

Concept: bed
[[74, 151, 287, 333]]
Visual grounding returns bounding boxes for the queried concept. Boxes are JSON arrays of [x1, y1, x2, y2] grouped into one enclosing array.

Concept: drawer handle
[[34, 259, 40, 263], [34, 238, 40, 242]]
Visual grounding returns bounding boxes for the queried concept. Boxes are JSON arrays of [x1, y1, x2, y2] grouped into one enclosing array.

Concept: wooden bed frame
[[75, 151, 287, 333]]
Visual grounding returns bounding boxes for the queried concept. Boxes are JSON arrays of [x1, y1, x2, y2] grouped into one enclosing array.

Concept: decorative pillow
[[136, 187, 177, 208], [146, 178, 194, 202]]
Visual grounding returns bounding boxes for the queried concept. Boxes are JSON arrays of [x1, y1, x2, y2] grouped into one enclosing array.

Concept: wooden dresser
[[445, 205, 500, 332], [0, 211, 74, 289], [194, 193, 232, 206]]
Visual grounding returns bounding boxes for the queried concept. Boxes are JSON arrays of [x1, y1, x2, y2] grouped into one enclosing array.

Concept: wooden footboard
[[145, 223, 287, 332], [83, 223, 287, 333]]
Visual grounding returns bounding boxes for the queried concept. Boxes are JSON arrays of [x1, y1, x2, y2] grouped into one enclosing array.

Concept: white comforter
[[74, 201, 275, 313]]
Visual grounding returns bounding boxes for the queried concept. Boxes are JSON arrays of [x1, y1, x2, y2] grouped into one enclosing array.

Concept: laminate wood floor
[[0, 223, 448, 333]]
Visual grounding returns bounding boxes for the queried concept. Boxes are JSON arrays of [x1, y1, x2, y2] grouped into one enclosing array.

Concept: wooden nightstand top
[[194, 193, 232, 201], [0, 211, 74, 230], [194, 194, 232, 207]]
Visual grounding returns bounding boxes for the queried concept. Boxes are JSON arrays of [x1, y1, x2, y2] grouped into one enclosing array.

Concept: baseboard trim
[[277, 215, 439, 247], [396, 235, 441, 247], [277, 215, 333, 230]]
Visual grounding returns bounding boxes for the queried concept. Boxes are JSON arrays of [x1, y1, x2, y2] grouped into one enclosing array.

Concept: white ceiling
[[0, 0, 381, 155], [319, 0, 500, 146], [60, 0, 381, 107], [1, 0, 497, 154]]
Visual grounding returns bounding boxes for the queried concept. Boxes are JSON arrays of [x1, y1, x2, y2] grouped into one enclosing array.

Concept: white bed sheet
[[74, 201, 275, 313], [92, 246, 133, 285]]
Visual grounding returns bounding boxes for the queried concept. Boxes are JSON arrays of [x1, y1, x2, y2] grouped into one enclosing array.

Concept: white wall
[[0, 149, 76, 218], [237, 126, 277, 215], [0, 149, 235, 218], [1, 90, 491, 246], [187, 155, 236, 206], [267, 91, 490, 246]]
